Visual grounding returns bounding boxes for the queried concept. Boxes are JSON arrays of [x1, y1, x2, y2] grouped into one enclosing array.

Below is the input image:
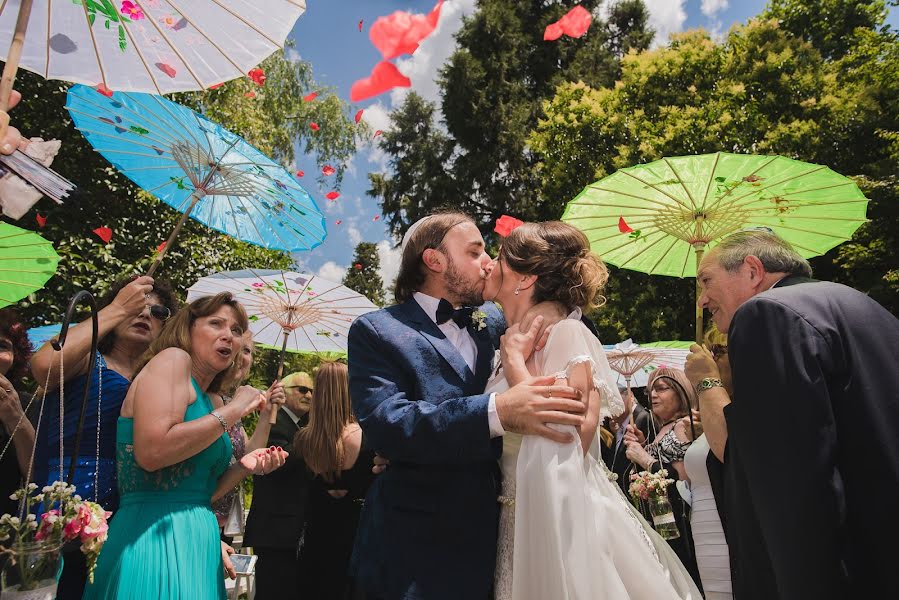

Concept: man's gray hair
[[714, 230, 813, 278]]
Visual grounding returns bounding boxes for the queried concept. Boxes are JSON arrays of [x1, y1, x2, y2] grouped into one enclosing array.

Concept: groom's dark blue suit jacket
[[348, 298, 505, 600]]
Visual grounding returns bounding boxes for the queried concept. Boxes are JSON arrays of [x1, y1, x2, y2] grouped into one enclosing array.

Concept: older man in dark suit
[[688, 230, 899, 600], [243, 371, 314, 599]]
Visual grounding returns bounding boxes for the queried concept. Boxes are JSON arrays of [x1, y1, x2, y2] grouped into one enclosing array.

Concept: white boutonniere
[[471, 309, 488, 331]]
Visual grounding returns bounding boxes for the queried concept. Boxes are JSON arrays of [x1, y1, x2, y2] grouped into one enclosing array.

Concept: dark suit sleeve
[[348, 315, 496, 465], [728, 296, 844, 597]]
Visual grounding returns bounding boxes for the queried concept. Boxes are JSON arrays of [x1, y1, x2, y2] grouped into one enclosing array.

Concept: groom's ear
[[422, 248, 446, 274]]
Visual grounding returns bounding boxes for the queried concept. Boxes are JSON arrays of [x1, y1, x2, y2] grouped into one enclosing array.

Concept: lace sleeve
[[539, 319, 625, 421]]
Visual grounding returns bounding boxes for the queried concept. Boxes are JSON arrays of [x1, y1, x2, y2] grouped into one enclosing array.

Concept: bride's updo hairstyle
[[500, 221, 609, 311]]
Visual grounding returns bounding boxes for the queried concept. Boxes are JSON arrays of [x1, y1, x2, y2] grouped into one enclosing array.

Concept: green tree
[[343, 242, 386, 306], [529, 15, 899, 338], [763, 0, 889, 59], [370, 0, 654, 238], [7, 48, 362, 324]]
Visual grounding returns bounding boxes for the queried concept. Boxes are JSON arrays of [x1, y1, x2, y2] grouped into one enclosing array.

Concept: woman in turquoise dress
[[83, 293, 290, 599]]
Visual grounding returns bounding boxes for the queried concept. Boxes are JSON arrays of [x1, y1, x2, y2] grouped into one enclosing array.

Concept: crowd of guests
[[0, 227, 895, 600], [0, 276, 373, 599]]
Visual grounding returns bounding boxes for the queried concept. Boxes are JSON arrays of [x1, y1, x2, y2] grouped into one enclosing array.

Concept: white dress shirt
[[413, 292, 504, 438]]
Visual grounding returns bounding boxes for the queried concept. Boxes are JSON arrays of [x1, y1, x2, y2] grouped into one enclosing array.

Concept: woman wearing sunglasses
[[30, 275, 178, 600]]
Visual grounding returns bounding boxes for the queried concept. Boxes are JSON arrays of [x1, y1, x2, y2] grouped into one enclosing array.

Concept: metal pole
[[268, 330, 290, 425], [51, 290, 99, 485]]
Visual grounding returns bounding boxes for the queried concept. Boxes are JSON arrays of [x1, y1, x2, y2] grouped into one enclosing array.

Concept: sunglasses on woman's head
[[149, 305, 171, 321]]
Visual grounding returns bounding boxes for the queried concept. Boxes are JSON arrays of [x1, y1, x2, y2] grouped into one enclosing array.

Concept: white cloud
[[360, 101, 392, 171], [316, 260, 347, 282], [376, 239, 402, 294], [391, 0, 478, 107], [347, 225, 363, 246], [643, 0, 688, 47], [701, 0, 728, 18]]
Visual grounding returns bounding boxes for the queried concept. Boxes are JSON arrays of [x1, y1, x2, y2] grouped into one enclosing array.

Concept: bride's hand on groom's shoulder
[[496, 376, 586, 444]]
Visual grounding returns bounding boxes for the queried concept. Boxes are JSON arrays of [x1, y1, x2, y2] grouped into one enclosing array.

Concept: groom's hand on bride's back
[[496, 376, 585, 444]]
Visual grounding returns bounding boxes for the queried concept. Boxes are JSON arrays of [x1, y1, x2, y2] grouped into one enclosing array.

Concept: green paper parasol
[[0, 222, 60, 308]]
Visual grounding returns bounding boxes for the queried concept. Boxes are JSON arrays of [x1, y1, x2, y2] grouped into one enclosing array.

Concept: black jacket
[[722, 276, 899, 599], [242, 409, 312, 549]]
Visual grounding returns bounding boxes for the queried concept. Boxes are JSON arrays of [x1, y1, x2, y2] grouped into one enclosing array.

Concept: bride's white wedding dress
[[486, 317, 701, 600]]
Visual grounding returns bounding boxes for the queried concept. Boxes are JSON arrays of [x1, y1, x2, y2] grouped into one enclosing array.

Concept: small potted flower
[[628, 469, 679, 540], [0, 482, 111, 598]]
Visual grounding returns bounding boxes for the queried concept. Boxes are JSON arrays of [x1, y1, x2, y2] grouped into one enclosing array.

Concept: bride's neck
[[500, 296, 536, 327]]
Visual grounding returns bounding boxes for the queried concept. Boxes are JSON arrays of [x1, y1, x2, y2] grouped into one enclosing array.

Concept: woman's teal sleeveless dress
[[83, 379, 233, 599]]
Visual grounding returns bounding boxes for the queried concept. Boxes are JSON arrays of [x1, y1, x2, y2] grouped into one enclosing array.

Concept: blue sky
[[287, 0, 898, 287]]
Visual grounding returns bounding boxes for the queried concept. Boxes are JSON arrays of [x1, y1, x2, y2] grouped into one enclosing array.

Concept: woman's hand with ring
[[240, 446, 289, 476]]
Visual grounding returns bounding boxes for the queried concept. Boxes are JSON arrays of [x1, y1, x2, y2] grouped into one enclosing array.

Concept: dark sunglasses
[[149, 305, 171, 321], [286, 385, 312, 394]]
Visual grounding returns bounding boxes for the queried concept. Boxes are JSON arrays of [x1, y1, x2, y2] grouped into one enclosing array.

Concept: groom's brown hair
[[394, 212, 474, 304]]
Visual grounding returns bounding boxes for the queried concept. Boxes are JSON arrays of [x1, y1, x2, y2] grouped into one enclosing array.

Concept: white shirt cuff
[[487, 392, 505, 438]]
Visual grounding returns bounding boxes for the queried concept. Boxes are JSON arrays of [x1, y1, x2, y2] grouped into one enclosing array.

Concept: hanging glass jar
[[0, 540, 63, 599], [648, 494, 680, 540]]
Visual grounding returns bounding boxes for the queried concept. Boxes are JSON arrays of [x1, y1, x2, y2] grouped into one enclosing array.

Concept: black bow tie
[[436, 298, 475, 329]]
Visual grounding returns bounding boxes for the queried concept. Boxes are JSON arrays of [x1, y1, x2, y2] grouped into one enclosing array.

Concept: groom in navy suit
[[348, 212, 585, 600]]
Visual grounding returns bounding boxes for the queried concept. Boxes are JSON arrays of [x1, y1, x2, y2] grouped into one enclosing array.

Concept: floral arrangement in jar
[[628, 469, 679, 540], [0, 482, 111, 597]]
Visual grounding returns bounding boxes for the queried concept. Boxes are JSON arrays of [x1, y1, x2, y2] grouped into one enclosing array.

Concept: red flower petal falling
[[494, 215, 524, 237], [36, 214, 47, 228], [369, 0, 444, 59], [295, 170, 305, 177], [93, 227, 113, 244], [543, 5, 593, 41], [355, 109, 364, 124], [322, 165, 336, 176], [618, 216, 634, 234], [310, 122, 321, 131], [248, 67, 266, 86], [350, 61, 411, 102], [326, 191, 340, 201], [303, 92, 318, 102]]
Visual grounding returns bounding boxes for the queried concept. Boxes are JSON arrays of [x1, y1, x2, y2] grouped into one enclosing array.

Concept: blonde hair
[[500, 221, 609, 311], [222, 330, 254, 394], [294, 362, 354, 482], [138, 292, 248, 394]]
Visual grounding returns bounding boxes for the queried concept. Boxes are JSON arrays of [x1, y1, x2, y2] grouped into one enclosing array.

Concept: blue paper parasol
[[65, 84, 326, 275], [27, 323, 62, 350]]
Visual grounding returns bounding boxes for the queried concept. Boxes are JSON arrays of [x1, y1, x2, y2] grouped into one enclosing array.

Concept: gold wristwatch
[[695, 377, 723, 395]]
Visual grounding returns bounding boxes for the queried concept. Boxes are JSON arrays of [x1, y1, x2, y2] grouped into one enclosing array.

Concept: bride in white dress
[[483, 222, 700, 600]]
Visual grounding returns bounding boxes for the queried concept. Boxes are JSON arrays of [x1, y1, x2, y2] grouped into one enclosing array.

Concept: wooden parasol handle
[[0, 0, 34, 139], [146, 190, 205, 277], [268, 329, 290, 424]]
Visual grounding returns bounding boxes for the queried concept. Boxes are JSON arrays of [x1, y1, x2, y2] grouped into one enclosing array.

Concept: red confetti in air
[[248, 67, 266, 86], [372, 215, 381, 221], [322, 165, 336, 176], [36, 214, 47, 228], [244, 91, 256, 98], [336, 220, 343, 225], [208, 82, 224, 90], [303, 91, 318, 102], [544, 5, 593, 41], [326, 191, 340, 201], [494, 215, 524, 238], [95, 83, 114, 97], [358, 19, 364, 32], [295, 170, 305, 177], [354, 109, 364, 124], [310, 122, 320, 131], [93, 227, 113, 244], [354, 263, 363, 270], [618, 216, 634, 234], [155, 62, 177, 78], [374, 130, 383, 137], [156, 241, 166, 253], [370, 0, 444, 59], [350, 61, 411, 102]]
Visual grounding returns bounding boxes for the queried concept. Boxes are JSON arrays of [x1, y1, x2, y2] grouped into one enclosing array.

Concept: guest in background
[[296, 361, 374, 599], [603, 383, 653, 495], [212, 330, 285, 540], [0, 309, 35, 518], [29, 275, 177, 599], [83, 292, 287, 600], [624, 368, 701, 588], [680, 326, 732, 599], [242, 370, 314, 598], [693, 230, 899, 598]]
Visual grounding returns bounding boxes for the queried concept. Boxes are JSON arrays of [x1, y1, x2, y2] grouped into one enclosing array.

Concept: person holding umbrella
[[30, 275, 177, 599]]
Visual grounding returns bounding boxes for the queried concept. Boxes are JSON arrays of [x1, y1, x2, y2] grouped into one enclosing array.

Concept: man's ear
[[744, 255, 766, 286], [422, 248, 445, 273]]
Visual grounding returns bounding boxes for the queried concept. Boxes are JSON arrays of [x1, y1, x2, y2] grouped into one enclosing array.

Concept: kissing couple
[[348, 212, 700, 600]]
